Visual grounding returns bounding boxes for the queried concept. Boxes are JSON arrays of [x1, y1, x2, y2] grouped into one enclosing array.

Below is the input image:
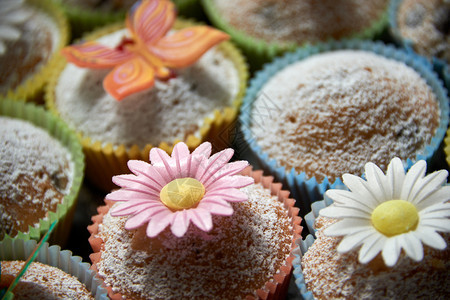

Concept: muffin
[[46, 0, 248, 192], [88, 141, 302, 299], [390, 0, 450, 64], [0, 98, 84, 244], [0, 238, 107, 299], [293, 157, 450, 299], [0, 0, 69, 102], [201, 0, 389, 72], [239, 40, 449, 215]]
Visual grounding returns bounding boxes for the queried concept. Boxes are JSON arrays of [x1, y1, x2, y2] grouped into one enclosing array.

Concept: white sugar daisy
[[320, 157, 450, 267]]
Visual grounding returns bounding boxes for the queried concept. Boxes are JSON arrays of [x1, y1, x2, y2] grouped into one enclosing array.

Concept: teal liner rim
[[238, 39, 450, 216], [0, 238, 108, 300]]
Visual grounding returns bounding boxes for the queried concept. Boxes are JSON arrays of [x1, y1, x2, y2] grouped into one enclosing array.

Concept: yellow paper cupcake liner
[[4, 0, 70, 104], [0, 99, 85, 246], [201, 0, 389, 73], [45, 19, 248, 192]]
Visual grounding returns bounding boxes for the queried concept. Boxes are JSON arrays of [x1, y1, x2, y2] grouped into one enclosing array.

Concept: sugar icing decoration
[[106, 142, 254, 237], [61, 0, 229, 100], [0, 0, 32, 56], [320, 157, 450, 267]]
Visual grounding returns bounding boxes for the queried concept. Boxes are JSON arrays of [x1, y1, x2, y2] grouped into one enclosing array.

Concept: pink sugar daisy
[[106, 142, 254, 237]]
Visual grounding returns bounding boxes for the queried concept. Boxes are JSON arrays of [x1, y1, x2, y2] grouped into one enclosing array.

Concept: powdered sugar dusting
[[212, 0, 388, 44], [55, 29, 239, 149], [0, 117, 74, 238], [250, 50, 440, 181], [1, 261, 94, 299], [301, 217, 449, 299], [96, 182, 293, 299]]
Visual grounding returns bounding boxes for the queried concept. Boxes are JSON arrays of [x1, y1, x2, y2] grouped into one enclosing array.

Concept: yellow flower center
[[160, 178, 205, 210], [371, 200, 419, 237]]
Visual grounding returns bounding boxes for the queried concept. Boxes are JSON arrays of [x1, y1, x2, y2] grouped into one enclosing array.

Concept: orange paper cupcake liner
[[45, 20, 248, 192], [87, 166, 302, 300]]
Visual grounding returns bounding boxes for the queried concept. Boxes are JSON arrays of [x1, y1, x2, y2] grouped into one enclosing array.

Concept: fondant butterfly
[[61, 0, 229, 100]]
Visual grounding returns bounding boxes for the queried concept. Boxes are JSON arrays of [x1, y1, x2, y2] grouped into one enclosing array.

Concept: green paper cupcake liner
[[3, 0, 70, 103], [0, 99, 85, 246], [0, 238, 107, 299], [238, 39, 450, 218], [201, 0, 389, 73]]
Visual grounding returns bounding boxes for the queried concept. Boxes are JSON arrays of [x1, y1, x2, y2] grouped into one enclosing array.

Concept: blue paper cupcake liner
[[238, 39, 450, 218], [0, 238, 108, 299], [388, 0, 450, 96]]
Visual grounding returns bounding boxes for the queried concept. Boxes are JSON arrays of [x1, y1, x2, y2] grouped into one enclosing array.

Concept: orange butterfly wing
[[61, 41, 133, 69], [148, 26, 229, 68], [103, 56, 155, 101], [127, 0, 176, 44]]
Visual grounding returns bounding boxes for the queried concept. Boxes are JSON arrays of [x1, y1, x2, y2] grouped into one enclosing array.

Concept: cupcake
[[87, 141, 302, 299], [0, 238, 107, 299], [0, 0, 69, 102], [46, 0, 248, 192], [238, 40, 449, 215], [201, 0, 389, 72], [0, 98, 84, 245], [389, 0, 450, 93], [293, 157, 450, 299]]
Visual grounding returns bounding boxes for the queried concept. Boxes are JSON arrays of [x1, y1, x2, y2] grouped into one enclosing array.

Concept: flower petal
[[197, 197, 234, 215], [0, 25, 20, 40], [386, 157, 406, 200], [342, 174, 380, 207], [203, 161, 250, 187], [146, 209, 175, 238], [414, 227, 447, 250], [419, 218, 450, 232], [319, 206, 371, 220], [415, 186, 450, 210], [127, 160, 167, 188], [171, 142, 190, 176], [171, 210, 191, 237], [150, 26, 229, 68], [206, 175, 254, 191], [364, 161, 392, 202], [400, 159, 426, 202], [125, 206, 168, 230], [111, 200, 164, 216], [337, 228, 377, 253], [192, 142, 211, 158], [409, 170, 449, 206], [382, 237, 401, 267], [323, 218, 372, 236], [205, 188, 248, 202], [189, 208, 213, 232], [149, 148, 176, 181], [398, 232, 424, 262], [419, 202, 450, 218], [106, 189, 159, 202], [112, 174, 161, 197], [197, 148, 234, 183], [324, 189, 375, 214], [358, 233, 386, 264]]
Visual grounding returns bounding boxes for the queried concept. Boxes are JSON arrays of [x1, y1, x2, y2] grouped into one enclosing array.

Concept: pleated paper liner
[[200, 0, 389, 73], [45, 19, 248, 193], [0, 99, 84, 246], [238, 39, 450, 218], [87, 166, 302, 300], [3, 0, 70, 104], [0, 238, 107, 299]]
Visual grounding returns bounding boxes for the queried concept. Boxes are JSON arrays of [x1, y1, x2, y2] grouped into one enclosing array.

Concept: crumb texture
[[97, 183, 293, 299], [0, 261, 94, 299], [55, 29, 239, 148], [0, 117, 73, 239], [250, 50, 439, 182], [212, 0, 388, 44], [301, 217, 450, 299]]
